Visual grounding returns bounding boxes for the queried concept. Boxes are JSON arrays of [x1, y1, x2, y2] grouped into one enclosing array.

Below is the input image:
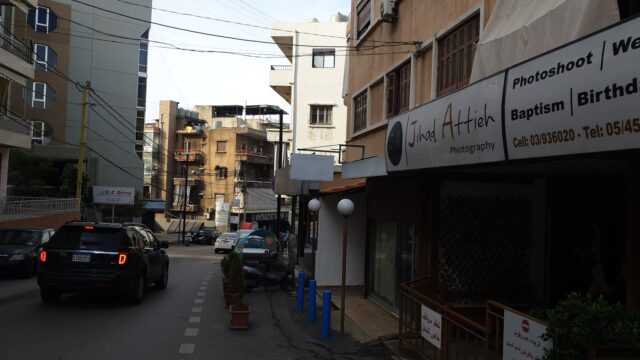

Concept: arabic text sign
[[420, 305, 442, 349], [503, 310, 552, 360], [505, 16, 640, 159], [93, 186, 135, 205], [386, 73, 505, 171]]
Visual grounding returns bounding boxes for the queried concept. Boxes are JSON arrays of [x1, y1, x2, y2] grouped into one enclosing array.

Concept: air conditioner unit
[[380, 0, 397, 22], [203, 212, 210, 219]]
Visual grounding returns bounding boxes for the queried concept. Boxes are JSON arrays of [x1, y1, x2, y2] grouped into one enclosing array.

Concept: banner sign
[[246, 212, 289, 222], [503, 310, 552, 360], [386, 16, 640, 171], [386, 73, 505, 171], [215, 203, 230, 227], [420, 305, 442, 349], [505, 17, 640, 159], [93, 186, 135, 205]]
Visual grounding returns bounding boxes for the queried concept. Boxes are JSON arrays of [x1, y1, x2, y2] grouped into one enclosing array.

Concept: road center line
[[184, 328, 199, 337], [192, 306, 203, 313], [188, 316, 201, 323], [179, 344, 195, 354], [197, 291, 205, 297], [194, 298, 204, 304]]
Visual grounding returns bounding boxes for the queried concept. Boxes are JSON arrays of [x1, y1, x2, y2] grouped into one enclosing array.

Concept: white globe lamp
[[337, 199, 355, 217], [308, 198, 321, 213]]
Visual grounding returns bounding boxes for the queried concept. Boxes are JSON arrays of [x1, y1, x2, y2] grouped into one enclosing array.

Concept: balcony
[[269, 64, 293, 103], [173, 177, 200, 186], [169, 203, 199, 212], [174, 150, 204, 162], [176, 127, 203, 135], [0, 32, 34, 84], [236, 150, 274, 165], [0, 112, 32, 149]]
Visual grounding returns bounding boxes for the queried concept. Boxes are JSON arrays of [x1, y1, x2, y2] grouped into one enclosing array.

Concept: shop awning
[[320, 176, 365, 194], [470, 0, 619, 82]]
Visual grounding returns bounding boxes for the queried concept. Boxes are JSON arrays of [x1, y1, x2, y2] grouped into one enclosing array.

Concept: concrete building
[[24, 0, 151, 201]]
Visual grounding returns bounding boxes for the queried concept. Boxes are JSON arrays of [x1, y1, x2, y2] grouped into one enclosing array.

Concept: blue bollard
[[322, 290, 331, 338], [296, 272, 305, 311], [308, 280, 317, 323]]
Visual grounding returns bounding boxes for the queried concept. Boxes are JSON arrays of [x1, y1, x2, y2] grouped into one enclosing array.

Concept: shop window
[[310, 105, 333, 125], [33, 44, 57, 71], [27, 7, 57, 33], [216, 141, 227, 153], [386, 61, 411, 117], [356, 0, 371, 40], [312, 49, 335, 68], [30, 120, 44, 144], [618, 0, 640, 19], [437, 14, 479, 97], [353, 91, 367, 132]]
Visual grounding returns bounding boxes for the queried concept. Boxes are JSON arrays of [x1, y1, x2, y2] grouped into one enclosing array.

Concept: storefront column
[[627, 162, 640, 312]]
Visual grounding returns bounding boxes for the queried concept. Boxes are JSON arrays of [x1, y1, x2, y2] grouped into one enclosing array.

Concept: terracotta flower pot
[[229, 305, 251, 330]]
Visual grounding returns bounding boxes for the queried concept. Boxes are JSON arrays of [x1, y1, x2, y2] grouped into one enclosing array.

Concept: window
[[312, 49, 335, 68], [216, 141, 227, 152], [136, 110, 145, 141], [137, 76, 147, 108], [387, 61, 411, 117], [353, 91, 368, 132], [144, 158, 152, 176], [29, 82, 54, 109], [356, 0, 371, 40], [33, 44, 57, 71], [310, 105, 333, 125], [183, 141, 191, 152], [437, 15, 480, 96], [619, 0, 640, 19], [31, 120, 44, 144], [139, 41, 148, 74], [215, 167, 228, 180], [27, 7, 57, 33]]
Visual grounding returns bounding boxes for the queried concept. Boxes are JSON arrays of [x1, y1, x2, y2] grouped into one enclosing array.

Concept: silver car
[[213, 232, 238, 253]]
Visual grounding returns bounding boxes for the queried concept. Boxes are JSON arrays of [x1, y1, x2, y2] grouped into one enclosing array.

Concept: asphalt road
[[0, 243, 392, 360]]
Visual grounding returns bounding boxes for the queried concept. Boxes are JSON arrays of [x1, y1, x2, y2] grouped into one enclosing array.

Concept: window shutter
[[387, 72, 396, 118]]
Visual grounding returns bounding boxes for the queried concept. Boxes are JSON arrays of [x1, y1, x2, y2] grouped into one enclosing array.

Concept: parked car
[[0, 228, 55, 278], [37, 222, 169, 305], [191, 227, 221, 245], [233, 234, 279, 265], [213, 232, 238, 253]]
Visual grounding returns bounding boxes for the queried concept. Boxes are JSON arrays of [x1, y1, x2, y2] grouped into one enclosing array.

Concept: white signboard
[[215, 203, 230, 227], [93, 186, 135, 205], [420, 305, 442, 349], [290, 154, 334, 181], [386, 73, 505, 171], [229, 215, 240, 225], [503, 310, 552, 360], [505, 16, 640, 159]]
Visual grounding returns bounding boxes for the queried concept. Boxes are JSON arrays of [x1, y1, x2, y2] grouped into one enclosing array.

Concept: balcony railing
[[270, 64, 292, 71], [0, 32, 33, 65], [0, 112, 31, 136], [235, 150, 274, 159], [0, 197, 79, 222], [174, 150, 204, 162]]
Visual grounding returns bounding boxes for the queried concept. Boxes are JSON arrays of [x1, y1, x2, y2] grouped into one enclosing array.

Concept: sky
[[144, 0, 351, 122]]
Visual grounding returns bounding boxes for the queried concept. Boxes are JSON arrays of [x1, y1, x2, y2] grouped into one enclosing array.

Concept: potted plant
[[229, 299, 251, 330], [223, 253, 244, 308]]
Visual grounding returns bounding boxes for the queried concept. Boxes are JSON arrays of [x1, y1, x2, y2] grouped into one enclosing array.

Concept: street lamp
[[307, 198, 321, 280], [336, 198, 354, 335]]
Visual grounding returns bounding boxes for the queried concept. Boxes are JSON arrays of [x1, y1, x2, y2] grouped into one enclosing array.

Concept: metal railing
[[0, 112, 31, 136], [235, 149, 274, 159], [0, 32, 33, 64], [0, 197, 79, 222], [270, 64, 292, 71]]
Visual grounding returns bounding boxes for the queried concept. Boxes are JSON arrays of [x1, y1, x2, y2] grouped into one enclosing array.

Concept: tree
[[7, 150, 57, 196], [59, 163, 92, 208]]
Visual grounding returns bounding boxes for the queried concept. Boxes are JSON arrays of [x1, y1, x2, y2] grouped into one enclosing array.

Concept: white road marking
[[199, 286, 207, 291], [192, 306, 203, 313], [179, 344, 195, 354], [197, 291, 205, 297], [188, 316, 201, 323], [184, 328, 199, 337], [194, 298, 204, 304]]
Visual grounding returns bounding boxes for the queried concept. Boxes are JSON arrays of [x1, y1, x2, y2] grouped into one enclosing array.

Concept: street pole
[[340, 216, 348, 334], [276, 110, 283, 244], [181, 152, 189, 246], [75, 82, 90, 205]]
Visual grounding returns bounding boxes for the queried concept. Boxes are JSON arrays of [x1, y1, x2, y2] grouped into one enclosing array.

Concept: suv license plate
[[72, 254, 91, 263]]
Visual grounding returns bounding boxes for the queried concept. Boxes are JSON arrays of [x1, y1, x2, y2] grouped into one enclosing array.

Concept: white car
[[213, 232, 238, 253]]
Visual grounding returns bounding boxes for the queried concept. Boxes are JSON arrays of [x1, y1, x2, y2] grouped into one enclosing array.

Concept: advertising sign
[[93, 186, 135, 205], [386, 73, 505, 171], [505, 16, 640, 159], [229, 215, 240, 225], [215, 203, 230, 227], [503, 310, 552, 360], [420, 305, 442, 349]]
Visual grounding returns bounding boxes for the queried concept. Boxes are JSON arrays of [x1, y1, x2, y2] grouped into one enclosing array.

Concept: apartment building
[[148, 101, 288, 232], [0, 0, 37, 196], [19, 0, 150, 202], [318, 0, 640, 357]]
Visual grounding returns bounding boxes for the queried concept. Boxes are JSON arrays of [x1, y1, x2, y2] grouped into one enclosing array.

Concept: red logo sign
[[522, 319, 530, 333]]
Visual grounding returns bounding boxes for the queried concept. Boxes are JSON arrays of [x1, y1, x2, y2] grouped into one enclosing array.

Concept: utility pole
[[276, 110, 283, 244], [75, 83, 90, 206], [181, 152, 190, 246]]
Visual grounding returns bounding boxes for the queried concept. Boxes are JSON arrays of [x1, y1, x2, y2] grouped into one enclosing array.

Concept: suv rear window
[[47, 226, 129, 250]]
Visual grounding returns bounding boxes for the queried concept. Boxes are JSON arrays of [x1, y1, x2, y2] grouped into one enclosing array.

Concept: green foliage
[[8, 150, 56, 196], [59, 164, 92, 208], [230, 300, 249, 311], [542, 293, 640, 360], [220, 251, 238, 279], [226, 253, 245, 295]]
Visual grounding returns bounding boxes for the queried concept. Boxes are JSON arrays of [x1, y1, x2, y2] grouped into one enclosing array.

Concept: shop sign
[[247, 212, 289, 222], [420, 305, 442, 349], [231, 199, 241, 208], [229, 215, 240, 224], [93, 186, 135, 205], [215, 203, 230, 227], [386, 73, 505, 171], [503, 310, 552, 360], [505, 16, 640, 160]]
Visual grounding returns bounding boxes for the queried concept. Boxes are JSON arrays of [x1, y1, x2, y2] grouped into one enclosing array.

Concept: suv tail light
[[39, 251, 47, 263], [118, 252, 128, 265]]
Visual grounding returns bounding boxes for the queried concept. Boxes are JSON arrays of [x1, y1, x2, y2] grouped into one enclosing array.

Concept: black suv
[[37, 222, 169, 305]]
